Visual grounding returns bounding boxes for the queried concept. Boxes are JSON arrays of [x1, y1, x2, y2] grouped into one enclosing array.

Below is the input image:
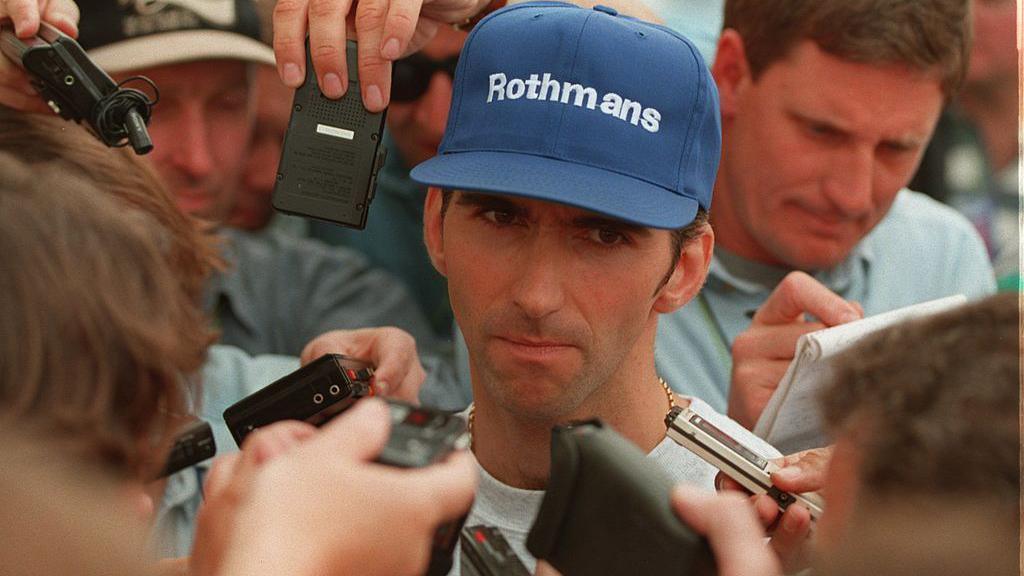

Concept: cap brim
[[411, 151, 698, 229], [87, 29, 275, 74]]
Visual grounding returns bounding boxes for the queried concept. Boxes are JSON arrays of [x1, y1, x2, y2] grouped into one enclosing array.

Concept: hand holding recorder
[[0, 17, 156, 154], [196, 400, 477, 576], [0, 0, 78, 112]]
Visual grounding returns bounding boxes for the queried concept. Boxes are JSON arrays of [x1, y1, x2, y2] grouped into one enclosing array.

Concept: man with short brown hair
[[655, 0, 996, 428]]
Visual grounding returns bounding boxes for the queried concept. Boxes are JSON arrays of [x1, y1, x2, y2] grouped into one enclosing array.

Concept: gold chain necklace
[[467, 377, 676, 448]]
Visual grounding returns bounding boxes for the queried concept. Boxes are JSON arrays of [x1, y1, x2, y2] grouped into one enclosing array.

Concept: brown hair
[[723, 0, 972, 99], [0, 107, 223, 302], [0, 153, 211, 477], [821, 293, 1019, 500]]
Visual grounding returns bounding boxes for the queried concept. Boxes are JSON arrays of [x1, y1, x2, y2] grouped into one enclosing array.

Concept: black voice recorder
[[272, 39, 388, 229], [222, 356, 469, 576], [527, 420, 716, 576], [0, 20, 155, 154]]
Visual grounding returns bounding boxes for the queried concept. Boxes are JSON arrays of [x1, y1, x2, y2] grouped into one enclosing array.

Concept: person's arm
[[0, 0, 80, 112], [728, 272, 863, 428], [272, 0, 489, 110]]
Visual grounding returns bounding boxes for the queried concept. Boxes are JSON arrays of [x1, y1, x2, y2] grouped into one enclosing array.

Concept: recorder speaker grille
[[308, 88, 367, 128]]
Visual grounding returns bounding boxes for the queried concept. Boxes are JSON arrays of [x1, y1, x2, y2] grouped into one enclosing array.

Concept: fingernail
[[381, 38, 401, 60], [322, 73, 344, 98], [772, 466, 798, 482], [282, 62, 303, 86], [839, 311, 860, 324], [24, 85, 39, 96], [374, 379, 389, 396], [364, 84, 384, 111], [782, 509, 801, 532]]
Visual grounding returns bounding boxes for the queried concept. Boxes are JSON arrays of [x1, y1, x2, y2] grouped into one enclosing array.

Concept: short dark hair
[[723, 0, 972, 100], [821, 293, 1019, 500], [439, 189, 709, 285]]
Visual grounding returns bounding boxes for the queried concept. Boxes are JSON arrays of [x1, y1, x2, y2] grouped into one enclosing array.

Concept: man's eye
[[483, 209, 517, 225], [588, 228, 627, 246]]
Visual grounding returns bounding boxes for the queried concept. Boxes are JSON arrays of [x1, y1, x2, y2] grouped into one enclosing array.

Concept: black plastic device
[[0, 20, 156, 154], [378, 400, 470, 576], [526, 420, 716, 576], [460, 525, 530, 576], [157, 420, 217, 479], [272, 39, 388, 229], [223, 358, 468, 576], [223, 354, 374, 446]]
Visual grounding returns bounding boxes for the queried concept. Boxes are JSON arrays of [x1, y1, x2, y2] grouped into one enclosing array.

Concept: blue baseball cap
[[410, 1, 721, 229]]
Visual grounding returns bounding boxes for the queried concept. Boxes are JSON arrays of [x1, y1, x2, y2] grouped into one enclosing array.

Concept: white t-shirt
[[449, 397, 782, 574]]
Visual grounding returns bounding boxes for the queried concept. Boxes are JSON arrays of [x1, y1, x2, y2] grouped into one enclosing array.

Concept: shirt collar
[[708, 243, 874, 296], [202, 228, 260, 335]]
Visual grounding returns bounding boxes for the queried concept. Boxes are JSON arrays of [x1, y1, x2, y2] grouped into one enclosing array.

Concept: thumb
[[303, 398, 392, 462]]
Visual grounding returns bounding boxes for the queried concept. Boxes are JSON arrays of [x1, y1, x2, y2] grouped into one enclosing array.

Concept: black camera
[[526, 420, 716, 576], [223, 354, 374, 446], [0, 20, 156, 154]]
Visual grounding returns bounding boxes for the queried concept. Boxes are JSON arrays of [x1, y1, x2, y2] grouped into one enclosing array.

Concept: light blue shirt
[[151, 345, 300, 558], [152, 344, 464, 557], [656, 190, 997, 412], [645, 0, 723, 64]]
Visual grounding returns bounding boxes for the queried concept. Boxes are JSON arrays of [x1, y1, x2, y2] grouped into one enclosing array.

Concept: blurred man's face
[[712, 40, 943, 270], [387, 26, 467, 167], [228, 65, 291, 230], [134, 60, 252, 222], [967, 0, 1016, 89]]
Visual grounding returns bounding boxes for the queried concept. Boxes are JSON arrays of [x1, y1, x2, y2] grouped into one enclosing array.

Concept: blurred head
[[228, 65, 293, 230], [965, 0, 1016, 91], [78, 0, 275, 222], [0, 108, 222, 302], [387, 26, 468, 168], [0, 153, 212, 479], [815, 293, 1019, 548], [712, 0, 971, 269], [1, 432, 154, 576]]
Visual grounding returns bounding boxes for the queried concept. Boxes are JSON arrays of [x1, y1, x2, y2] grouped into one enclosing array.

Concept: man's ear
[[711, 29, 752, 122], [423, 187, 448, 277], [653, 225, 714, 314]]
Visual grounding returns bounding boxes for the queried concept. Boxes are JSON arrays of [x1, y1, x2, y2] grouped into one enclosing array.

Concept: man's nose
[[511, 241, 566, 320], [169, 105, 215, 180], [823, 146, 875, 217]]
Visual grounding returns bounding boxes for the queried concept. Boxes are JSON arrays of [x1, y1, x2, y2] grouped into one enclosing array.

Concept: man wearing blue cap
[[409, 3, 805, 569]]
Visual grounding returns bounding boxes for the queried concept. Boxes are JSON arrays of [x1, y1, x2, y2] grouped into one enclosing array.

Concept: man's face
[[425, 190, 704, 421], [228, 65, 292, 230], [714, 39, 943, 269], [136, 60, 252, 222], [967, 0, 1016, 89], [387, 27, 466, 167]]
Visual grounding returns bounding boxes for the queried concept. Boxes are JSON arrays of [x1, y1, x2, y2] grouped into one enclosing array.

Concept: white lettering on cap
[[486, 72, 662, 133]]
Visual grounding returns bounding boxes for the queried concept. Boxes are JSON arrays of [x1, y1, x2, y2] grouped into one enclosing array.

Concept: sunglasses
[[391, 52, 460, 102]]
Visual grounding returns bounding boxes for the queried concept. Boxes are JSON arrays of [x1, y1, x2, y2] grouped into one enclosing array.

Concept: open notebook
[[752, 295, 967, 454]]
